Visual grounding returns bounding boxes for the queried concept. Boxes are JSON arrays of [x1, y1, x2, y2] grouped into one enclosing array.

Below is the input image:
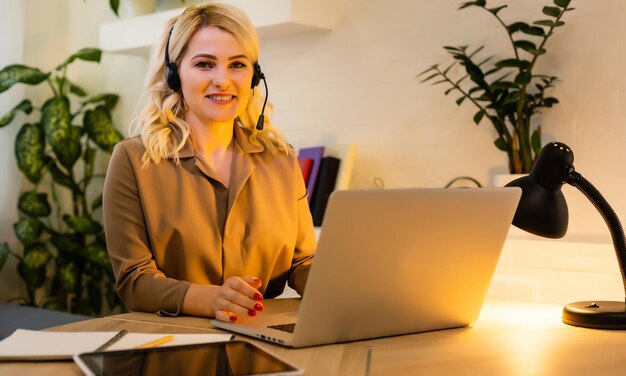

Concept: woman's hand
[[213, 276, 265, 322]]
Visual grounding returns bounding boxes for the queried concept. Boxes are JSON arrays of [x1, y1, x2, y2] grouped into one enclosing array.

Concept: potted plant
[[419, 0, 574, 174], [0, 47, 123, 315]]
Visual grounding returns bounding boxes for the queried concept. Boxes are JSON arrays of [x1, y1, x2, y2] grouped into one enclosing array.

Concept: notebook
[[212, 187, 521, 348]]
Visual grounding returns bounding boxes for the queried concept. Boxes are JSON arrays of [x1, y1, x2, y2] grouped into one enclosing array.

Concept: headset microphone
[[254, 65, 268, 131]]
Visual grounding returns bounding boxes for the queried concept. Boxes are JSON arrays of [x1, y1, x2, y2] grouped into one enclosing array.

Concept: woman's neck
[[187, 118, 234, 156]]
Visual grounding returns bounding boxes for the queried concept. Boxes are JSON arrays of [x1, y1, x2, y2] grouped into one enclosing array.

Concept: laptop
[[212, 187, 521, 347]]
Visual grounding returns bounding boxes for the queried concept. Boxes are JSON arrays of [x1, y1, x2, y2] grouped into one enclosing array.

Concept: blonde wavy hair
[[137, 3, 290, 166]]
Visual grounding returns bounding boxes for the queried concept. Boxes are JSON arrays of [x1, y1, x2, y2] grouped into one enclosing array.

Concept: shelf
[[99, 0, 340, 55]]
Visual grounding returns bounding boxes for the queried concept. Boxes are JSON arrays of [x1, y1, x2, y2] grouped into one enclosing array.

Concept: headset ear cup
[[251, 63, 263, 89], [166, 63, 181, 92]]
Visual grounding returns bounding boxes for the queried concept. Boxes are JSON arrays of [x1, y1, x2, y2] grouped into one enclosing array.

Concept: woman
[[103, 3, 316, 323]]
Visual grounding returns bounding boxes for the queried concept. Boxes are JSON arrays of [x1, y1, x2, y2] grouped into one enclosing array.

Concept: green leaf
[[554, 0, 571, 7], [0, 65, 50, 94], [491, 81, 518, 90], [82, 146, 97, 188], [51, 232, 84, 257], [420, 72, 440, 83], [488, 5, 507, 15], [86, 93, 119, 111], [514, 71, 532, 85], [68, 81, 88, 97], [531, 128, 542, 155], [17, 258, 47, 289], [41, 97, 81, 168], [84, 243, 110, 267], [15, 123, 45, 184], [0, 243, 9, 271], [83, 106, 123, 153], [544, 97, 560, 107], [456, 96, 467, 106], [473, 110, 485, 125], [459, 0, 486, 10], [13, 217, 44, 246], [528, 48, 547, 56], [58, 263, 77, 292], [22, 242, 52, 271], [494, 137, 508, 151], [534, 19, 565, 28], [56, 48, 102, 70], [503, 91, 521, 105], [48, 160, 81, 193], [444, 86, 457, 96], [521, 25, 546, 37], [91, 193, 103, 211], [0, 99, 33, 128], [513, 40, 538, 52], [508, 22, 530, 34], [495, 59, 531, 69], [18, 191, 51, 217], [63, 215, 103, 235], [110, 0, 120, 16], [543, 6, 562, 17], [42, 299, 64, 312]]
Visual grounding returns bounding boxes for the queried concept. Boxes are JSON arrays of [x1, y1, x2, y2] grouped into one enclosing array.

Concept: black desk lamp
[[505, 142, 626, 329]]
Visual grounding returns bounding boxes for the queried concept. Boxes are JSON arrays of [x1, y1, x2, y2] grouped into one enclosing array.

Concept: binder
[[310, 156, 340, 226]]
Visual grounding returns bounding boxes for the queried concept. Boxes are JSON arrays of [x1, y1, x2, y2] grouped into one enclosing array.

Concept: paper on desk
[[0, 329, 119, 360], [105, 333, 232, 351], [0, 329, 232, 361]]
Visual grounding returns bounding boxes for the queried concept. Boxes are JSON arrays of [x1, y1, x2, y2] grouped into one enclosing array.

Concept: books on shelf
[[297, 146, 325, 203], [311, 156, 341, 226], [298, 157, 314, 185], [297, 144, 357, 226]]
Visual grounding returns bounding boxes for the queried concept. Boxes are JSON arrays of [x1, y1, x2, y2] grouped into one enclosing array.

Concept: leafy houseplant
[[0, 47, 123, 315], [419, 0, 574, 173]]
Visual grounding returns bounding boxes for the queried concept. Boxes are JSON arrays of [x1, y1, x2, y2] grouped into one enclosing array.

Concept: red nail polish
[[230, 315, 238, 322], [254, 303, 264, 312], [248, 309, 257, 317], [254, 293, 264, 301]]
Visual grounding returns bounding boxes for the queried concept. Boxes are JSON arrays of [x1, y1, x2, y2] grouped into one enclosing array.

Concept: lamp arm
[[566, 170, 626, 301]]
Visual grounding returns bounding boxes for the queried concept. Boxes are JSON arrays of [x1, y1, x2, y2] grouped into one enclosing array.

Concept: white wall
[[1, 0, 624, 305]]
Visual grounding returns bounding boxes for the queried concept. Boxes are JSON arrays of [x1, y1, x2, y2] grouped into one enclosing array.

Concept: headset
[[164, 27, 268, 130]]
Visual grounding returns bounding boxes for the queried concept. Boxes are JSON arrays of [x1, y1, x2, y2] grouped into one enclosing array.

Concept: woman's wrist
[[181, 284, 220, 317]]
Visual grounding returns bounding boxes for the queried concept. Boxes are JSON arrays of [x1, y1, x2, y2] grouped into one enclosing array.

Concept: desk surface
[[2, 299, 626, 376]]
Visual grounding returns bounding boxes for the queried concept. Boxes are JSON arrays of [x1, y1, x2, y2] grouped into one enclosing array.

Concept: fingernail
[[230, 315, 238, 322], [253, 278, 262, 284], [254, 293, 264, 301], [248, 309, 257, 317], [254, 303, 264, 312]]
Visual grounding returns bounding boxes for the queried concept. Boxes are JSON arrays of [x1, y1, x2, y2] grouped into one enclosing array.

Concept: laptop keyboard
[[267, 323, 296, 333]]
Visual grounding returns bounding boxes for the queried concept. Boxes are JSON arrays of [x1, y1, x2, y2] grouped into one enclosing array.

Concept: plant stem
[[516, 9, 567, 172], [46, 79, 58, 97], [7, 249, 23, 260]]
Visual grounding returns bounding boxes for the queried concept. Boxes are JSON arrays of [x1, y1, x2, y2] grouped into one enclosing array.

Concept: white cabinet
[[99, 0, 340, 55]]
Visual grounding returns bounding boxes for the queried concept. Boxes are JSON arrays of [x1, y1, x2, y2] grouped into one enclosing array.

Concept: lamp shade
[[504, 142, 574, 238]]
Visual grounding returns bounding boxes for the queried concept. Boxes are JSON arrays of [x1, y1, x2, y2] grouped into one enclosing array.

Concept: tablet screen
[[74, 340, 301, 376]]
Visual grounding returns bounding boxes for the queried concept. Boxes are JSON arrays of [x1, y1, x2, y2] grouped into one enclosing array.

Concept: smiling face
[[178, 26, 254, 128]]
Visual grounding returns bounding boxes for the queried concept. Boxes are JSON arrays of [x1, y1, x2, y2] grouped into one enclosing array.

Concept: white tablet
[[73, 340, 302, 376]]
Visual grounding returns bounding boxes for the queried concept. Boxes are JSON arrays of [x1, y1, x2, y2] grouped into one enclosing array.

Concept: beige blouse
[[102, 126, 316, 315]]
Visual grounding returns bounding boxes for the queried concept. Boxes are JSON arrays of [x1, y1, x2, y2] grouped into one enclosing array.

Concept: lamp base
[[562, 301, 626, 329]]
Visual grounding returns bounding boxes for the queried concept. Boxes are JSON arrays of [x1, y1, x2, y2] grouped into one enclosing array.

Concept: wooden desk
[[2, 299, 626, 375]]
